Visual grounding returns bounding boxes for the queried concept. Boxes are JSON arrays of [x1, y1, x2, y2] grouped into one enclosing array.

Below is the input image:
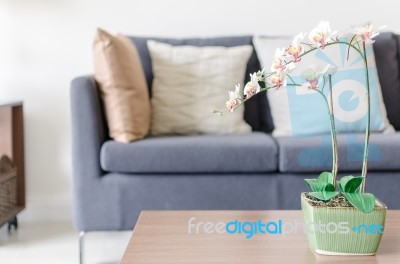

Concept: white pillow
[[147, 40, 253, 136], [253, 36, 393, 137]]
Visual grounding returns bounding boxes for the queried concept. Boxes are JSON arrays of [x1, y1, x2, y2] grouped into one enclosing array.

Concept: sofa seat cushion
[[100, 132, 278, 173], [277, 132, 400, 173]]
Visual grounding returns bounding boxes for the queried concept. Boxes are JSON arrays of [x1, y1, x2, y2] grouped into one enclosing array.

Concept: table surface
[[120, 210, 400, 264]]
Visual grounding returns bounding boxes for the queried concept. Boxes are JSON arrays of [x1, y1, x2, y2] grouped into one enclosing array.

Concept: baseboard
[[18, 196, 72, 222]]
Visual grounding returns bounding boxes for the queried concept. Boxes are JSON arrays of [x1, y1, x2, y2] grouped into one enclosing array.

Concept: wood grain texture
[[121, 210, 400, 264]]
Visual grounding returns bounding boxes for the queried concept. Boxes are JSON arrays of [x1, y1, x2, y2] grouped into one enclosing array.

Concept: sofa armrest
[[71, 75, 107, 182]]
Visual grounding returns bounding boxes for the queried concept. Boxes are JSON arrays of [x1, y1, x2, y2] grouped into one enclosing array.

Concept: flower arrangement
[[216, 21, 386, 213]]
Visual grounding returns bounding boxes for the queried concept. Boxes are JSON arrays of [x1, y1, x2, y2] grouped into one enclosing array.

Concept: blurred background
[[0, 0, 398, 227]]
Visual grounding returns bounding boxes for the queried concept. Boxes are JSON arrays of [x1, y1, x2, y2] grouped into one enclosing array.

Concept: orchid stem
[[328, 75, 338, 187], [315, 76, 338, 188], [361, 42, 370, 193]]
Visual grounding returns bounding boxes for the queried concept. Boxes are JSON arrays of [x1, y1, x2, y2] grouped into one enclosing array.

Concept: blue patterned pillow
[[254, 36, 393, 136]]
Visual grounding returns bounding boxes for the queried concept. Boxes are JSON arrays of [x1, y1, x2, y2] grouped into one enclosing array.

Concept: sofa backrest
[[127, 34, 400, 134], [373, 33, 400, 131], [129, 36, 274, 133]]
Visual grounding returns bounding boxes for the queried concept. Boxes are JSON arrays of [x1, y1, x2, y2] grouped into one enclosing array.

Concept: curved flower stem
[[217, 41, 368, 189], [361, 42, 370, 193], [220, 38, 369, 192], [217, 40, 365, 115], [296, 41, 364, 65], [314, 77, 338, 188], [213, 86, 273, 115]]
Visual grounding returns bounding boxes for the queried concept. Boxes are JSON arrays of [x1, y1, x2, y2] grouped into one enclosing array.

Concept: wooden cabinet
[[0, 101, 25, 228]]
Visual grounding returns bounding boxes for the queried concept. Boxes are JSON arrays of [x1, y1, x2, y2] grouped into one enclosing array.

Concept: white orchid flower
[[267, 70, 287, 90], [350, 24, 386, 44], [244, 73, 261, 99], [302, 64, 337, 89], [271, 48, 287, 72], [226, 84, 242, 112], [309, 21, 337, 48], [288, 32, 306, 62]]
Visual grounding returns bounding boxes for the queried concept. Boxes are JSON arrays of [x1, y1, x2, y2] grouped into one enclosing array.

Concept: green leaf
[[339, 176, 353, 191], [305, 172, 334, 192], [318, 171, 334, 185], [323, 183, 335, 192], [342, 192, 376, 213], [339, 176, 364, 193], [345, 177, 363, 193], [304, 179, 324, 192], [309, 191, 339, 202], [305, 180, 335, 192]]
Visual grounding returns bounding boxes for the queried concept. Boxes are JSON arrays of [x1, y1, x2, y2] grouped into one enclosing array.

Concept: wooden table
[[121, 211, 400, 264]]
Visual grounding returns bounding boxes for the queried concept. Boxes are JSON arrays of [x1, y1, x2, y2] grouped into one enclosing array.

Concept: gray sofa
[[71, 33, 400, 233]]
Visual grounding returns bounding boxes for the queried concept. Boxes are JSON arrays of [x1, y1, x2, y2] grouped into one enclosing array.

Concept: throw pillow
[[93, 28, 151, 143], [147, 40, 253, 135], [129, 35, 272, 132], [253, 36, 393, 137]]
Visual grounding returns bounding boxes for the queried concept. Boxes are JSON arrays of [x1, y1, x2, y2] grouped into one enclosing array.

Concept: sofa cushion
[[147, 41, 252, 136], [254, 35, 393, 136], [93, 29, 151, 143], [277, 132, 400, 173], [374, 33, 400, 131], [100, 132, 278, 173], [129, 35, 274, 133]]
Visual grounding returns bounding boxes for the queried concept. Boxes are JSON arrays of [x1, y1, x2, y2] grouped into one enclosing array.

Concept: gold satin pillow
[[93, 28, 151, 143]]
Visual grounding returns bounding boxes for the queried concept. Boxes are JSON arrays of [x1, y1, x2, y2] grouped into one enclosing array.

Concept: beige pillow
[[93, 28, 151, 143], [147, 40, 253, 136]]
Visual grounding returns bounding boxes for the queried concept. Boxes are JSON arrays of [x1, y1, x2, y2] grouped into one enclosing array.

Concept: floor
[[0, 221, 131, 264]]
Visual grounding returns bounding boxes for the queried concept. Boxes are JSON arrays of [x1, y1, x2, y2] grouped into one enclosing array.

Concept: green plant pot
[[301, 192, 386, 255]]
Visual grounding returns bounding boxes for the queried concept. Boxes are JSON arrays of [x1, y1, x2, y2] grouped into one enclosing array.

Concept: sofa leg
[[79, 231, 86, 264]]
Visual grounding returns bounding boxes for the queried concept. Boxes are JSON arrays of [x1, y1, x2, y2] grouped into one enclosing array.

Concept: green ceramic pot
[[301, 192, 386, 255]]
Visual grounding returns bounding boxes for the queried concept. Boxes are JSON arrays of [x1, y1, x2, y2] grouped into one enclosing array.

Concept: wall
[[0, 0, 399, 222]]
